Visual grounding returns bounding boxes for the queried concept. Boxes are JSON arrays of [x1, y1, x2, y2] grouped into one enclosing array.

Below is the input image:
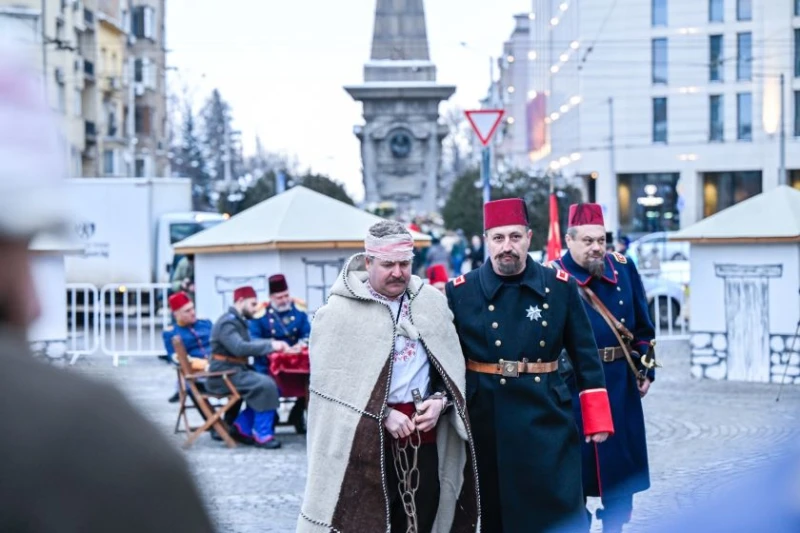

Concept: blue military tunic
[[556, 251, 655, 499], [162, 319, 213, 364], [248, 302, 310, 374], [446, 257, 608, 533]]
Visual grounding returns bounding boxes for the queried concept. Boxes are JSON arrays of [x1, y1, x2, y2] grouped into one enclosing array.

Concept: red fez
[[233, 285, 257, 302], [484, 198, 529, 231], [408, 223, 422, 233], [426, 264, 449, 285], [168, 292, 192, 312], [568, 203, 605, 227], [268, 274, 289, 294]]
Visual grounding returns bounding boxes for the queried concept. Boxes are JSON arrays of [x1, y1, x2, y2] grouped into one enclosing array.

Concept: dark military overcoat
[[446, 258, 608, 533], [556, 251, 655, 499]]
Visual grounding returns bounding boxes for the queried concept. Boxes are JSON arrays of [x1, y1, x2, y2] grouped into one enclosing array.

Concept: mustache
[[386, 277, 406, 283], [495, 251, 520, 260]]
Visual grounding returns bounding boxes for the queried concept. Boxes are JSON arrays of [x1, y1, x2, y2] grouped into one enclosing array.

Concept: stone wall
[[690, 332, 800, 384]]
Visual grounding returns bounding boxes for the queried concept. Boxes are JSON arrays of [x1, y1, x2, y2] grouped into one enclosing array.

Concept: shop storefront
[[617, 173, 680, 236], [702, 171, 762, 218]]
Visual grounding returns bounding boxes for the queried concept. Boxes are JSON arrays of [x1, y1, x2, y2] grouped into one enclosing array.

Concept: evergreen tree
[[172, 103, 212, 211], [296, 172, 355, 205]]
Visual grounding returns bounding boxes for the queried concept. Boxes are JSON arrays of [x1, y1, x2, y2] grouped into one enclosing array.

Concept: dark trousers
[[386, 442, 440, 533], [596, 494, 634, 533]]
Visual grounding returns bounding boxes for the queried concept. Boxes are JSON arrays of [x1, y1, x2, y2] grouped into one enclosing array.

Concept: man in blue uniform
[[555, 203, 657, 533], [249, 274, 310, 374], [446, 198, 614, 533], [162, 291, 239, 441]]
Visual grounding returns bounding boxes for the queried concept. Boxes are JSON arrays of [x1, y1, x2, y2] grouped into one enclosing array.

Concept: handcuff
[[381, 390, 451, 421]]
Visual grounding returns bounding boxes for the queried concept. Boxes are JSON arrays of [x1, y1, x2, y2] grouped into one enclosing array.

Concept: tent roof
[[671, 185, 800, 243], [174, 186, 431, 254]]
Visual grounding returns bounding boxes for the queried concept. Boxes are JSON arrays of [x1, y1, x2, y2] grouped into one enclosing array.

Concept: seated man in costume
[[298, 221, 479, 533], [162, 292, 211, 403], [425, 263, 449, 295], [207, 285, 289, 449], [249, 274, 310, 374]]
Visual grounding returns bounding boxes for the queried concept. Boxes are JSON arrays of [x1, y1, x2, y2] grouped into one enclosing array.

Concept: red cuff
[[579, 389, 614, 436]]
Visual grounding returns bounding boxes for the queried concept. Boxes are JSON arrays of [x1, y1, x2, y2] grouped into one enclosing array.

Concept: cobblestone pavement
[[73, 339, 800, 533]]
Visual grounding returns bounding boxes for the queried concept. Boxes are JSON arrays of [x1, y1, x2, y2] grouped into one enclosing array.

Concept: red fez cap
[[568, 203, 605, 227], [426, 264, 449, 285], [484, 198, 529, 231], [233, 286, 257, 302], [168, 292, 192, 312], [408, 223, 422, 233], [268, 274, 288, 294]]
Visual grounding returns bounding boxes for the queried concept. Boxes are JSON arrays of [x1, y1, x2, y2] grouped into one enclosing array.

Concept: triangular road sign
[[465, 109, 505, 146]]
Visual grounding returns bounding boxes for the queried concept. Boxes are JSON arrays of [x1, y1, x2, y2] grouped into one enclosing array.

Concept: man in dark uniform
[[249, 274, 310, 374], [0, 38, 214, 532], [208, 285, 289, 449], [555, 203, 656, 533], [445, 198, 614, 533]]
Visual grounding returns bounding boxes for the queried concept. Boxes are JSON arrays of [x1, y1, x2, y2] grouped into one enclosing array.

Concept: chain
[[391, 429, 421, 533]]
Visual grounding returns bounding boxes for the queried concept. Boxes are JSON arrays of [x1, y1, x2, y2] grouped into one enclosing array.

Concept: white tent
[[672, 186, 800, 384], [175, 186, 431, 253], [174, 187, 431, 317]]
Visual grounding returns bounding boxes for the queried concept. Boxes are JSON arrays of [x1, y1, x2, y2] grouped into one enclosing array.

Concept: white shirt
[[366, 283, 431, 404]]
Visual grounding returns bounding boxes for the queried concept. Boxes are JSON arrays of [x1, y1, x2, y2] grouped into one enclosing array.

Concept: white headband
[[365, 233, 415, 262]]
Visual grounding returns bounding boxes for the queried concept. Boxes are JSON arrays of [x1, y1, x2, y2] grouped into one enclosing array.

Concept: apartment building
[[527, 0, 800, 235]]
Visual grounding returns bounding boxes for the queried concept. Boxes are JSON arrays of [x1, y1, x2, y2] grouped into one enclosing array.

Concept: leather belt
[[599, 346, 627, 363], [467, 359, 558, 377], [212, 353, 248, 365]]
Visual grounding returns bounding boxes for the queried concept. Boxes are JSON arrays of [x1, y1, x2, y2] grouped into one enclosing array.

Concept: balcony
[[85, 121, 97, 143], [83, 8, 95, 30], [83, 59, 94, 81]]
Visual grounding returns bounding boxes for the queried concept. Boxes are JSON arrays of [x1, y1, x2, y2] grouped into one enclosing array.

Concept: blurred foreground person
[[0, 39, 215, 532]]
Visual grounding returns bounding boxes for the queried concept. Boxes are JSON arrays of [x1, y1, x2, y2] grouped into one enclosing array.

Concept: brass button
[[619, 300, 624, 305], [537, 358, 542, 363], [617, 287, 622, 292], [614, 270, 619, 275], [492, 322, 499, 329], [621, 318, 626, 324], [488, 304, 495, 311], [499, 378, 507, 385], [543, 303, 549, 309], [545, 287, 550, 293], [539, 340, 546, 347], [534, 376, 541, 383], [542, 321, 548, 327], [495, 340, 502, 347], [499, 358, 505, 364]]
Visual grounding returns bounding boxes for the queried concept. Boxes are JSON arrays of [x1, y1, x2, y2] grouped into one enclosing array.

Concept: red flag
[[546, 194, 562, 262]]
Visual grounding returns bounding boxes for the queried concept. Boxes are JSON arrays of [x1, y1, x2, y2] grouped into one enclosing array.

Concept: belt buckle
[[501, 361, 519, 377], [602, 348, 615, 363]]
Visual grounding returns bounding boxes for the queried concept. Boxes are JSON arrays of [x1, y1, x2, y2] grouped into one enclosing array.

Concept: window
[[617, 173, 680, 233], [709, 0, 724, 22], [135, 105, 152, 135], [57, 80, 66, 114], [796, 0, 800, 16], [652, 38, 668, 84], [135, 58, 156, 89], [710, 95, 724, 141], [795, 29, 800, 77], [794, 91, 800, 137], [702, 171, 762, 217], [103, 149, 115, 175], [653, 97, 667, 142], [135, 157, 147, 177], [737, 92, 752, 140], [652, 0, 667, 26], [107, 108, 118, 137], [737, 32, 752, 81], [737, 0, 751, 21], [132, 6, 155, 39], [709, 35, 724, 81]]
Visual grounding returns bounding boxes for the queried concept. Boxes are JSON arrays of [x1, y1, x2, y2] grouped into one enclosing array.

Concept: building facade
[[526, 0, 800, 235], [0, 0, 167, 178]]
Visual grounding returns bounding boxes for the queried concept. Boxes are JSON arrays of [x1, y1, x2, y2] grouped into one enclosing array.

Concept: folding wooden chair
[[171, 336, 242, 449]]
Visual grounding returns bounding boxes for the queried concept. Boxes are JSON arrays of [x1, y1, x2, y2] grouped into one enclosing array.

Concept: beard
[[273, 302, 292, 312], [494, 251, 524, 276], [585, 255, 606, 278]]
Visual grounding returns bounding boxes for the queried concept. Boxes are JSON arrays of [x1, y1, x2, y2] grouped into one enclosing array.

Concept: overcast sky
[[166, 0, 531, 201]]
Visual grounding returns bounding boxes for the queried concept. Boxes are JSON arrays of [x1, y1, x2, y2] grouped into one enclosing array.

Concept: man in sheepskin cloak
[[297, 220, 480, 533]]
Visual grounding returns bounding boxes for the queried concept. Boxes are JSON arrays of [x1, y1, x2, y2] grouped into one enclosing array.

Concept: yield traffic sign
[[465, 109, 505, 146]]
